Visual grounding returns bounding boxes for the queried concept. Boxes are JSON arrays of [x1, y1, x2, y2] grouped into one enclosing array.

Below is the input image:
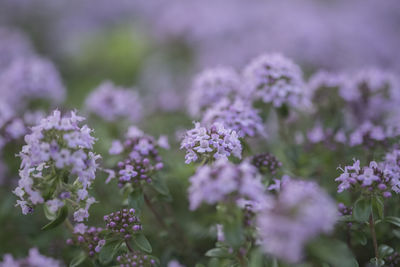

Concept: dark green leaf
[[353, 197, 371, 222], [99, 239, 122, 264], [41, 205, 68, 231], [43, 205, 57, 221], [205, 248, 232, 258], [224, 222, 244, 248], [249, 249, 263, 267], [352, 231, 367, 246], [133, 233, 152, 253], [151, 176, 171, 197], [385, 216, 400, 227], [128, 190, 144, 212], [308, 238, 358, 267], [69, 251, 87, 267], [372, 196, 384, 219]]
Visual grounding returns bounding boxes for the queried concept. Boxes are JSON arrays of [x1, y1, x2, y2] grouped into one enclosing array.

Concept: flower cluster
[[0, 248, 62, 267], [335, 159, 399, 197], [348, 121, 396, 148], [104, 209, 142, 240], [257, 180, 337, 263], [109, 126, 167, 188], [243, 53, 308, 108], [251, 153, 282, 175], [337, 203, 352, 217], [188, 159, 266, 210], [0, 56, 65, 111], [85, 81, 143, 123], [116, 251, 156, 267], [67, 224, 105, 257], [180, 122, 242, 164], [201, 97, 264, 138], [13, 110, 100, 222], [187, 67, 242, 116]]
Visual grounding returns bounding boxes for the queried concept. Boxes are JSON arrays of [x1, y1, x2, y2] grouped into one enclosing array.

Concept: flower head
[[243, 53, 308, 109], [180, 122, 242, 164], [188, 159, 267, 210], [13, 110, 100, 222], [257, 180, 337, 263], [85, 81, 142, 123], [201, 97, 265, 138], [116, 251, 156, 267], [67, 224, 105, 257], [104, 208, 142, 240], [108, 126, 166, 188], [188, 67, 242, 116]]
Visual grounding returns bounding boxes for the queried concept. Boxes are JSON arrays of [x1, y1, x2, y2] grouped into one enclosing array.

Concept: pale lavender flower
[[201, 97, 265, 138], [348, 121, 395, 148], [0, 248, 62, 267], [188, 159, 267, 210], [14, 110, 100, 221], [243, 53, 309, 109], [85, 81, 143, 123], [168, 260, 185, 267], [116, 251, 156, 266], [180, 122, 242, 164], [108, 126, 166, 188], [0, 56, 65, 111], [257, 180, 337, 263], [335, 158, 400, 197], [187, 67, 243, 116]]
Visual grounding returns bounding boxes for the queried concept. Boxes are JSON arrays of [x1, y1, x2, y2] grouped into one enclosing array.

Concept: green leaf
[[205, 248, 232, 258], [308, 238, 358, 267], [133, 233, 152, 253], [370, 258, 385, 267], [339, 215, 354, 222], [353, 197, 371, 222], [99, 239, 122, 265], [43, 205, 57, 221], [385, 216, 400, 227], [352, 231, 367, 246], [69, 251, 87, 267], [41, 205, 68, 231], [128, 189, 144, 212], [249, 249, 263, 267], [151, 176, 171, 197], [378, 244, 394, 258], [372, 196, 384, 219], [224, 222, 244, 248]]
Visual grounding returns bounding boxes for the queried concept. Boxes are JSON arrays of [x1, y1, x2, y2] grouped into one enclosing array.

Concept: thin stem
[[125, 239, 134, 252], [64, 218, 74, 233], [369, 214, 379, 259], [144, 194, 167, 229]]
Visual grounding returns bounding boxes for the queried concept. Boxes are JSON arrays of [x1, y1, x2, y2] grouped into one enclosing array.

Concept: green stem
[[369, 214, 379, 259], [144, 194, 167, 229]]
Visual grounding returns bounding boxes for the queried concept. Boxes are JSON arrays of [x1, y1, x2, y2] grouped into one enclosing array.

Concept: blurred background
[[1, 0, 400, 265]]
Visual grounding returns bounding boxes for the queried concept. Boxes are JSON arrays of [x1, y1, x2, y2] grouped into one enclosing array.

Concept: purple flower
[[187, 67, 243, 116], [85, 81, 143, 123], [257, 180, 337, 263], [0, 247, 62, 267], [13, 110, 100, 221], [108, 126, 166, 188], [251, 153, 282, 175], [116, 251, 156, 266], [201, 97, 265, 138], [243, 53, 309, 109], [0, 56, 65, 111], [188, 159, 267, 210], [180, 122, 242, 164], [68, 224, 105, 257], [104, 209, 142, 239]]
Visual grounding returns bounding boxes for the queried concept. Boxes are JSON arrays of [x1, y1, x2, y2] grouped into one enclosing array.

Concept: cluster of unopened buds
[[109, 127, 167, 188], [251, 153, 282, 175], [67, 224, 105, 257], [116, 251, 156, 267], [104, 209, 142, 240]]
